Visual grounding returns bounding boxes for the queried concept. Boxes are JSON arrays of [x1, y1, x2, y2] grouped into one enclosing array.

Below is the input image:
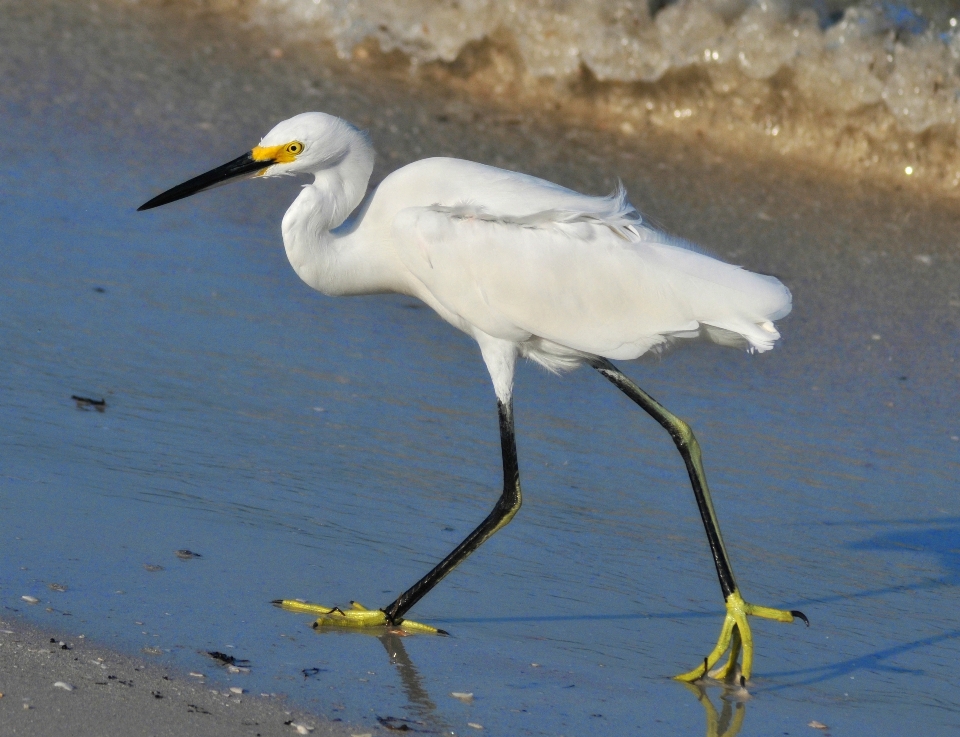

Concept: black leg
[[590, 357, 805, 682], [277, 359, 802, 676], [382, 399, 522, 624], [590, 358, 738, 601]]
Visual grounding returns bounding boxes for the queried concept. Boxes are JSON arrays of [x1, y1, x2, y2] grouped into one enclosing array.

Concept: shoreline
[[2, 0, 959, 734], [0, 612, 364, 736]]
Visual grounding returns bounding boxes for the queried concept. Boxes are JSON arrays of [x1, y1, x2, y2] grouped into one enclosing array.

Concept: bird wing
[[392, 196, 791, 361]]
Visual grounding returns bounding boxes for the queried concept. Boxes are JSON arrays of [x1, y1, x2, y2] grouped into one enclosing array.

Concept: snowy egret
[[139, 112, 806, 682]]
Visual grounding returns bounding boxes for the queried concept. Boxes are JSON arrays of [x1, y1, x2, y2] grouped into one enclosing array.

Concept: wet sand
[[0, 616, 356, 736], [2, 0, 960, 735]]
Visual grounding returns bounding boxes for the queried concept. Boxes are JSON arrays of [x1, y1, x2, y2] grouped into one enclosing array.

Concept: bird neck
[[280, 138, 382, 296]]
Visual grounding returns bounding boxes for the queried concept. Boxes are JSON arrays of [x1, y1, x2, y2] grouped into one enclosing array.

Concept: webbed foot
[[675, 590, 807, 683], [272, 599, 447, 635]]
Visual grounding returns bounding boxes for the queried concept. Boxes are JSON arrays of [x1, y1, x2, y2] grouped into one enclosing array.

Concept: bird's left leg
[[590, 358, 807, 683], [274, 398, 523, 635]]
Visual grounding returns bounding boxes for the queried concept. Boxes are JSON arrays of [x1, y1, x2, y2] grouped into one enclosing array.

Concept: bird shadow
[[756, 522, 960, 690], [788, 522, 960, 609], [438, 523, 960, 695], [440, 520, 960, 626], [847, 524, 960, 583], [758, 627, 959, 691]]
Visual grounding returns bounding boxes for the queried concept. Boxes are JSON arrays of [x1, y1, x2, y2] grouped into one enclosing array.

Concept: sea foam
[[251, 0, 960, 188]]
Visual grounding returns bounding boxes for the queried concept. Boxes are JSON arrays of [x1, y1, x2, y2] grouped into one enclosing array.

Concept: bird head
[[138, 112, 369, 211]]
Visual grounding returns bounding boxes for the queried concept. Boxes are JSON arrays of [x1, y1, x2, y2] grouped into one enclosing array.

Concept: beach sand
[[0, 615, 357, 736], [2, 0, 959, 734]]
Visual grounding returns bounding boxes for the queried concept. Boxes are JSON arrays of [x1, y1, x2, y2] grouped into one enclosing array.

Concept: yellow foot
[[271, 599, 447, 635], [674, 590, 808, 684]]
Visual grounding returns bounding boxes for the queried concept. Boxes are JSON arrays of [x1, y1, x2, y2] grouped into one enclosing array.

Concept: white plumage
[[265, 113, 790, 401], [138, 111, 804, 679]]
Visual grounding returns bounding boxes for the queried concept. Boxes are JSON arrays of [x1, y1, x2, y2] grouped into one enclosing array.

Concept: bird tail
[[639, 233, 792, 354]]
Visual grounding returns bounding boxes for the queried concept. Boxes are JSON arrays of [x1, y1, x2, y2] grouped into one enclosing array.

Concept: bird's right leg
[[590, 358, 806, 683], [274, 398, 523, 634]]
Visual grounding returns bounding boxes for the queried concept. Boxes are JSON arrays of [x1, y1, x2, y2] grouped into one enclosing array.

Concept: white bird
[[139, 112, 806, 683]]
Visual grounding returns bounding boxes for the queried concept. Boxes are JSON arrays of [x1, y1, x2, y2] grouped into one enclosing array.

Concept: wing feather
[[392, 196, 790, 361]]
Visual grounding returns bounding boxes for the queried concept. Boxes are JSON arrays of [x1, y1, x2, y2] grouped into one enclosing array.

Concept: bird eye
[[286, 142, 303, 155]]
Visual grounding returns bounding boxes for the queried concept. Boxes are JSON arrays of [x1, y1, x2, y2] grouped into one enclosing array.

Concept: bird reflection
[[312, 625, 748, 735], [376, 631, 453, 734], [683, 682, 746, 737]]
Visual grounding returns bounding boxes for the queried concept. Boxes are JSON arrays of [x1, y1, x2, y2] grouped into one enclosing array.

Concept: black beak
[[138, 151, 274, 211]]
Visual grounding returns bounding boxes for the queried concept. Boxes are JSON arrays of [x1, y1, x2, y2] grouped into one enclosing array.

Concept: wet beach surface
[[0, 614, 353, 736], [2, 1, 959, 735]]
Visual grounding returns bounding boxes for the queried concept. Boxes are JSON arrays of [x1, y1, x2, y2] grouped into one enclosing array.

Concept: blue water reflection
[[3, 93, 960, 735]]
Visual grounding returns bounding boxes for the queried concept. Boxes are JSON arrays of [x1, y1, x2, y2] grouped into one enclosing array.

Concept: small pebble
[[189, 672, 205, 678], [808, 721, 829, 730], [467, 723, 484, 730], [227, 665, 250, 674], [229, 687, 245, 694], [143, 564, 164, 572], [53, 682, 74, 691], [48, 583, 67, 592], [291, 723, 313, 734], [175, 549, 202, 559], [142, 647, 163, 656], [23, 703, 32, 710], [451, 692, 474, 703], [21, 596, 39, 604]]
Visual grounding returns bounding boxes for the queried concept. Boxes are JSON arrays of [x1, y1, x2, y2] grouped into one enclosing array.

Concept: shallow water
[[2, 1, 960, 735]]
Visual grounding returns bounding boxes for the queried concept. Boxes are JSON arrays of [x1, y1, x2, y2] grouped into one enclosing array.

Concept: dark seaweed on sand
[[205, 651, 250, 667]]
